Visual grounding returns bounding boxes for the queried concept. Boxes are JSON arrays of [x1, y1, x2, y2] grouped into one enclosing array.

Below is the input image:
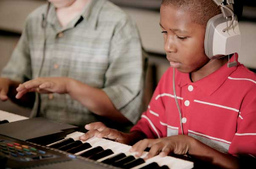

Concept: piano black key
[[67, 142, 92, 154], [89, 149, 114, 161], [157, 165, 170, 169], [101, 153, 126, 165], [58, 140, 83, 151], [49, 138, 74, 149], [123, 158, 145, 169], [0, 120, 9, 124], [140, 162, 160, 169], [80, 146, 104, 158], [113, 155, 136, 167]]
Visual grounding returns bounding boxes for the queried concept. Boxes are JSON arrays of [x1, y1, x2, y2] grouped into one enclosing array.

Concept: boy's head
[[161, 0, 221, 26], [160, 0, 224, 73]]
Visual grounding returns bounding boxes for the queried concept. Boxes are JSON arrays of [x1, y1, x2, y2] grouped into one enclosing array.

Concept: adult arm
[[16, 77, 129, 123]]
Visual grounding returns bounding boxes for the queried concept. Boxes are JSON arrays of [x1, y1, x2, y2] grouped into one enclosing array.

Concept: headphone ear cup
[[204, 14, 241, 59], [204, 14, 225, 59]]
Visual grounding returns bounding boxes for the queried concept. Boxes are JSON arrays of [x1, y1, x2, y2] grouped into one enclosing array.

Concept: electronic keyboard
[[0, 111, 194, 169]]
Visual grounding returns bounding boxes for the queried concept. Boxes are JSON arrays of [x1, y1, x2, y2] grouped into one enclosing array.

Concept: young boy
[[0, 0, 145, 131], [79, 0, 256, 168]]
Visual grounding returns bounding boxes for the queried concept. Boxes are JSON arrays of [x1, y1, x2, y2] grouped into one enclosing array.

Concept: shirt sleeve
[[1, 17, 32, 82], [130, 69, 172, 137], [228, 86, 256, 156], [102, 15, 146, 124]]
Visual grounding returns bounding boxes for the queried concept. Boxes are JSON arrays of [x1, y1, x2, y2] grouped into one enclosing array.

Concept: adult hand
[[0, 78, 11, 101], [79, 122, 129, 144], [130, 135, 193, 159], [16, 77, 70, 99]]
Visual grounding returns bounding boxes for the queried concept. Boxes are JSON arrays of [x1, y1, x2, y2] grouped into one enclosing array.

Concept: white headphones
[[204, 0, 241, 59]]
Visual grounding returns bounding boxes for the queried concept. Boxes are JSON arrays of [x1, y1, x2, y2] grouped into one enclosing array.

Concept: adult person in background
[[0, 0, 146, 132]]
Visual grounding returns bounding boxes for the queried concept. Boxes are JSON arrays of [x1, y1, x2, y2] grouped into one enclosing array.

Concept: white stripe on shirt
[[160, 121, 179, 130], [194, 100, 239, 113], [149, 110, 159, 117], [141, 115, 160, 138], [235, 133, 256, 136], [228, 76, 256, 84], [188, 130, 231, 144], [155, 93, 183, 100]]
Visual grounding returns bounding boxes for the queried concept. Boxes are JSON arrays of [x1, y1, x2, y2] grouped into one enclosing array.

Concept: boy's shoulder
[[232, 64, 256, 79], [228, 64, 256, 88]]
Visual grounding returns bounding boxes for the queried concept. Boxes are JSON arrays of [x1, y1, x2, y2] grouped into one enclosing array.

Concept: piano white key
[[66, 131, 84, 140], [0, 110, 28, 122], [132, 155, 193, 169], [47, 131, 85, 147], [46, 131, 193, 169]]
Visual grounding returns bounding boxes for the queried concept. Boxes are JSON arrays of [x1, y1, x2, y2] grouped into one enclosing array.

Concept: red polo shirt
[[131, 57, 256, 156]]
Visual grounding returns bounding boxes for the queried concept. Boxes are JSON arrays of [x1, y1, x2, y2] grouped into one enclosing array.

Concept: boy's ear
[[204, 0, 241, 59]]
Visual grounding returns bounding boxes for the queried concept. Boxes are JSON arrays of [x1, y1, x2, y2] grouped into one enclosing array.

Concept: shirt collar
[[46, 0, 106, 31], [177, 54, 240, 95]]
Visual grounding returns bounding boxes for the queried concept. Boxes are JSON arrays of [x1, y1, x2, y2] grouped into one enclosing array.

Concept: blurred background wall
[[0, 0, 255, 116]]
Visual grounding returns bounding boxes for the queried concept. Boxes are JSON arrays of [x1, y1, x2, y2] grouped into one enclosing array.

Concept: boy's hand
[[0, 78, 11, 101], [130, 135, 192, 159], [16, 77, 70, 99], [79, 122, 128, 144]]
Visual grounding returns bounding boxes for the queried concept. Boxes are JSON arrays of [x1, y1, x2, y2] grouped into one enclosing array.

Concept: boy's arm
[[188, 136, 240, 169]]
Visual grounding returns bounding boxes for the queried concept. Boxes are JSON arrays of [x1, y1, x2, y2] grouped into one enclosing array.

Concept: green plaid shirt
[[2, 0, 145, 127]]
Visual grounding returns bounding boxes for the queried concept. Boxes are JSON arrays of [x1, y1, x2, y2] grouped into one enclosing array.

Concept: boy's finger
[[79, 130, 98, 141], [146, 144, 163, 159], [85, 122, 106, 130]]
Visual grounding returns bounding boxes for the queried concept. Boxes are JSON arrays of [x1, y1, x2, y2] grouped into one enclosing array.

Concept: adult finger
[[16, 88, 30, 99], [22, 79, 44, 90], [0, 88, 8, 101]]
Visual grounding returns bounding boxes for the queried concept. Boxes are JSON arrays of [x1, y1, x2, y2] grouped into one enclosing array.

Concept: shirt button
[[53, 64, 59, 69], [184, 100, 190, 106], [58, 32, 64, 38], [48, 94, 54, 100], [188, 85, 193, 91], [181, 117, 187, 124]]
